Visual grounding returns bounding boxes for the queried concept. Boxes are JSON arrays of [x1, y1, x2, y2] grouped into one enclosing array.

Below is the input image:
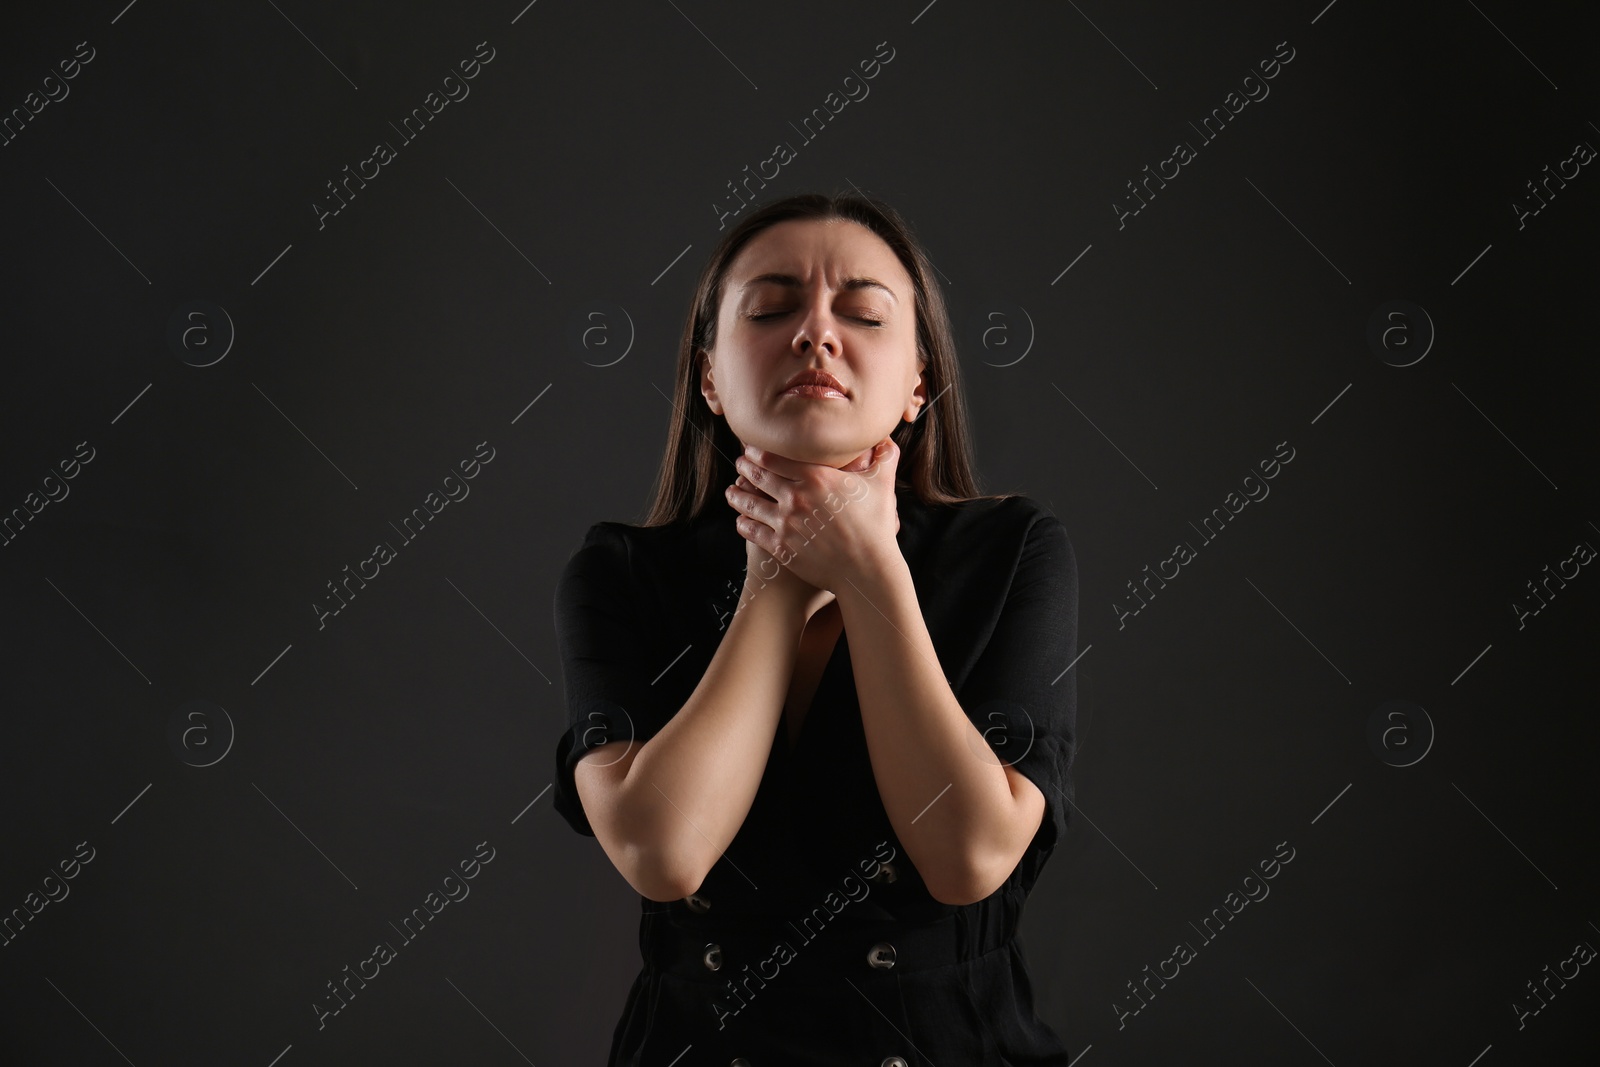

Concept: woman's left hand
[[729, 435, 902, 595]]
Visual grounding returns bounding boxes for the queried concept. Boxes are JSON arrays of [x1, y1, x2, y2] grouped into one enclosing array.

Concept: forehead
[[727, 218, 909, 294]]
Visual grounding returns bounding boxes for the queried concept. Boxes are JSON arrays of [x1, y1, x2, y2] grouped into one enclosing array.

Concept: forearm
[[836, 555, 1018, 904], [620, 578, 803, 895]]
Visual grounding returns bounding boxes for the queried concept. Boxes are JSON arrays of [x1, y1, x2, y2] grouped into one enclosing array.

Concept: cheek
[[715, 360, 759, 404]]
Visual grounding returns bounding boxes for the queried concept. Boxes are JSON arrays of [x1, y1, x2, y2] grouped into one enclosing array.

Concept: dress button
[[684, 892, 712, 913], [866, 941, 897, 970], [872, 861, 898, 884], [880, 1058, 909, 1067], [731, 1060, 752, 1067], [703, 943, 723, 971]]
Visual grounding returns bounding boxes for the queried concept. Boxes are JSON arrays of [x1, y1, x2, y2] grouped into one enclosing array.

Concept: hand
[[726, 436, 902, 596], [737, 494, 831, 618]]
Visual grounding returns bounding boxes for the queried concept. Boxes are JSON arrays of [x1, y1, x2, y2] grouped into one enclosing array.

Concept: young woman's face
[[700, 217, 925, 468]]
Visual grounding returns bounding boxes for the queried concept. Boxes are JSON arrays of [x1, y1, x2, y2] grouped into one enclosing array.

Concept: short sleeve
[[550, 523, 674, 837], [955, 508, 1079, 879]]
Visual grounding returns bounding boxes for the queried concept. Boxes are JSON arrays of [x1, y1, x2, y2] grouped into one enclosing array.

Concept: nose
[[793, 294, 841, 356]]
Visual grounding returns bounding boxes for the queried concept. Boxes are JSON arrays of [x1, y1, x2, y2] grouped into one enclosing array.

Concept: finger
[[739, 446, 802, 482], [735, 474, 775, 502]]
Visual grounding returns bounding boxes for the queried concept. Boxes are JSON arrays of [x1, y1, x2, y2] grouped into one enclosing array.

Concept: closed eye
[[749, 311, 885, 327]]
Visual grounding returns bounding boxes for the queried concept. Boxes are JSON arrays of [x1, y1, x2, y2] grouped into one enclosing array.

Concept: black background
[[1, 1, 1595, 1063]]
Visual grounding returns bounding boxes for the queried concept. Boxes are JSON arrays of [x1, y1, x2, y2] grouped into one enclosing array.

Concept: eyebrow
[[737, 272, 899, 304]]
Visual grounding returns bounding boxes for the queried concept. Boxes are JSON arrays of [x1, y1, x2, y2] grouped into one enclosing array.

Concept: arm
[[574, 573, 806, 901], [836, 550, 1053, 907]]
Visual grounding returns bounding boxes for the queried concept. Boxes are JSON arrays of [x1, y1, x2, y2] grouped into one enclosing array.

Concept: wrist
[[836, 546, 912, 611], [733, 573, 811, 635]]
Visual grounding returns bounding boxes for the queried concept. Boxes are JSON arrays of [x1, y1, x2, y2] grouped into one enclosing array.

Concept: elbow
[[924, 851, 1007, 907], [926, 877, 988, 908], [600, 768, 707, 902], [620, 839, 707, 904]]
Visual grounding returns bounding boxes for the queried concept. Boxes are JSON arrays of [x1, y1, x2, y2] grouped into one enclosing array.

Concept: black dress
[[552, 483, 1080, 1065]]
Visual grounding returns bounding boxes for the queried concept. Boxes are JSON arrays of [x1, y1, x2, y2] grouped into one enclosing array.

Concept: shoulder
[[932, 492, 1069, 548], [906, 493, 1073, 606], [556, 522, 637, 598], [557, 519, 695, 599], [565, 518, 680, 563]]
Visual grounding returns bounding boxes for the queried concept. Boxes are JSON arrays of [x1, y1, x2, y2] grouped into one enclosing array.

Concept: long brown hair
[[642, 189, 1018, 527]]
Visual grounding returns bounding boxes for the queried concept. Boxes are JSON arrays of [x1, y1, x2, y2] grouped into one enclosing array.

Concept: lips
[[781, 369, 848, 396]]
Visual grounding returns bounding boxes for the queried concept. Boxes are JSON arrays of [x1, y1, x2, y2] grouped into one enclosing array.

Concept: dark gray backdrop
[[2, 1, 1596, 1063]]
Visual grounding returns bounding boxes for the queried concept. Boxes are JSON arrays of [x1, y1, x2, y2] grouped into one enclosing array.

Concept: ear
[[698, 348, 723, 415], [903, 359, 927, 423]]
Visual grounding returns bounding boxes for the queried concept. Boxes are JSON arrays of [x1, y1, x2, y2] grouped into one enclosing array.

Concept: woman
[[552, 191, 1079, 1064]]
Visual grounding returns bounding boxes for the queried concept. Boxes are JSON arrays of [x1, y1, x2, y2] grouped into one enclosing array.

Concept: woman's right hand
[[733, 476, 833, 622]]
